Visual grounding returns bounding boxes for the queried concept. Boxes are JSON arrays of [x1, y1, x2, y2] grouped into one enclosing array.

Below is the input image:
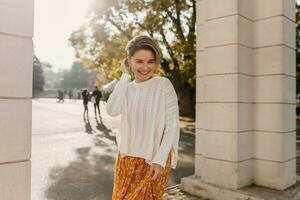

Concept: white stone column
[[195, 0, 254, 190], [0, 0, 33, 199], [182, 0, 296, 197], [252, 0, 296, 190]]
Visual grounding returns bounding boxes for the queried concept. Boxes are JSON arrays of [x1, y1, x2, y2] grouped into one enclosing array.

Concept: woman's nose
[[141, 65, 148, 70]]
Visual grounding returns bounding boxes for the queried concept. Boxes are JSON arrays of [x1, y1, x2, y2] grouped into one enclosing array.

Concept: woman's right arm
[[106, 73, 131, 116]]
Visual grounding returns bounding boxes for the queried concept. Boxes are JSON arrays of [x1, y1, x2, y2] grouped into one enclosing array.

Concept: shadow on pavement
[[94, 116, 117, 145], [168, 125, 195, 185], [44, 147, 115, 200], [84, 118, 95, 134], [44, 121, 195, 199]]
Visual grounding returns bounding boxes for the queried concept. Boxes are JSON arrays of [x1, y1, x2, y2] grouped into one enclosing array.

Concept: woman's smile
[[138, 69, 150, 76]]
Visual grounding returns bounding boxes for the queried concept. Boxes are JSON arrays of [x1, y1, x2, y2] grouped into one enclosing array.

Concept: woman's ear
[[124, 57, 129, 67], [121, 57, 134, 76]]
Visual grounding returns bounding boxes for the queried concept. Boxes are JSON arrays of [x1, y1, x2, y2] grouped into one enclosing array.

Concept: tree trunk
[[177, 86, 195, 117]]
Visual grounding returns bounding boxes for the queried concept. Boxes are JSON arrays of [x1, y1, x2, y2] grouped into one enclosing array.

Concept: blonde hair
[[125, 35, 162, 64]]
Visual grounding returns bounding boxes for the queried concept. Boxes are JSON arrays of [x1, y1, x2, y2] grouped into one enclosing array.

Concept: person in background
[[68, 89, 73, 101], [91, 86, 102, 118], [57, 90, 64, 103], [77, 90, 81, 100], [81, 89, 89, 119]]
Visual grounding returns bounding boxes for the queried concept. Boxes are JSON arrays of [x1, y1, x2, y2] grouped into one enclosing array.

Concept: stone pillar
[[181, 0, 296, 198], [0, 0, 33, 199], [252, 0, 296, 190], [195, 0, 254, 190]]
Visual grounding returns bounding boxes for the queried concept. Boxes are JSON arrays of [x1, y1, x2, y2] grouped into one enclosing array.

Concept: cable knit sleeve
[[151, 78, 180, 169], [106, 73, 131, 116]]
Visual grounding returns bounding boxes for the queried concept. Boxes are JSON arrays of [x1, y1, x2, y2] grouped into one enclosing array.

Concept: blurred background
[[32, 1, 197, 199], [33, 0, 197, 117]]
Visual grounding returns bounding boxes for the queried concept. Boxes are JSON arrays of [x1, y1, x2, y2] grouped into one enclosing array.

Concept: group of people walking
[[82, 86, 103, 119], [57, 86, 103, 119], [57, 89, 81, 102]]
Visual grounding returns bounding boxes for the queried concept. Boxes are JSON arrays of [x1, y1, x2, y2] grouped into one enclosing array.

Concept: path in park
[[32, 98, 198, 200]]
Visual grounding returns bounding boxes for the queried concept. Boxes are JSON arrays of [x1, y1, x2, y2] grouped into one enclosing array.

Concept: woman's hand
[[149, 163, 164, 181], [120, 58, 130, 74]]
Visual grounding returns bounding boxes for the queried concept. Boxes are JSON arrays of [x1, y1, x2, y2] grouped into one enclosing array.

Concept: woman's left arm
[[151, 79, 180, 169]]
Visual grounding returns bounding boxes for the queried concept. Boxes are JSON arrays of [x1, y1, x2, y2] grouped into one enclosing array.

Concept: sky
[[33, 0, 94, 72]]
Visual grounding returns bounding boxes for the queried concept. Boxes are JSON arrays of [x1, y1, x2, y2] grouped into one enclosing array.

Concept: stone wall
[[195, 0, 296, 190], [0, 0, 33, 199]]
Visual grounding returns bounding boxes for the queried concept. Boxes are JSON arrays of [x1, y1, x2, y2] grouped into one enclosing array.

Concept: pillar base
[[181, 175, 300, 200]]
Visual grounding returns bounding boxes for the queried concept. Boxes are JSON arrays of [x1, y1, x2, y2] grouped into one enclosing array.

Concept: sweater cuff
[[151, 153, 168, 170]]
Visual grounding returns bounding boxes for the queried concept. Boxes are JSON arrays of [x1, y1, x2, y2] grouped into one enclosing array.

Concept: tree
[[33, 55, 45, 95], [70, 0, 196, 115], [60, 61, 97, 90], [41, 62, 60, 89]]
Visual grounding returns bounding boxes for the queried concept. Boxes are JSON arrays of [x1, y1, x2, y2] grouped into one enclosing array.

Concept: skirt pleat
[[112, 152, 171, 200]]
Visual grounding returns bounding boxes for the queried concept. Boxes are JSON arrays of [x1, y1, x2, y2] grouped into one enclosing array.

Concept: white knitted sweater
[[106, 73, 180, 169]]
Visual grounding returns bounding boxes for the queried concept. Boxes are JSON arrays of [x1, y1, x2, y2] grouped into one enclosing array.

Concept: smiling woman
[[106, 35, 180, 199], [33, 0, 93, 72]]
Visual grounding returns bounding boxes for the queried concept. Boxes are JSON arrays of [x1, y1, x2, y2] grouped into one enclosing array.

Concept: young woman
[[106, 35, 180, 199]]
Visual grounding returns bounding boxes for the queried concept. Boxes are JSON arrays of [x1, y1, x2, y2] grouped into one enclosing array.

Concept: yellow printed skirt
[[112, 152, 171, 200]]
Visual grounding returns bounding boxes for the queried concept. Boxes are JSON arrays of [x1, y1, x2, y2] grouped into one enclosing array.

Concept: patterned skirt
[[112, 152, 171, 200]]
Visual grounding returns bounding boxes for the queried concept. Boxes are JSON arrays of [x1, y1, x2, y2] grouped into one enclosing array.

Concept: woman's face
[[128, 49, 157, 83]]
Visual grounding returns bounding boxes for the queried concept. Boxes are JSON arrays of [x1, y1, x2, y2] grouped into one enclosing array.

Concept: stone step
[[164, 184, 204, 200]]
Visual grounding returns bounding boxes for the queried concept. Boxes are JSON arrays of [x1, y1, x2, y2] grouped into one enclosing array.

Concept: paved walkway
[[32, 99, 300, 199], [32, 98, 196, 199]]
